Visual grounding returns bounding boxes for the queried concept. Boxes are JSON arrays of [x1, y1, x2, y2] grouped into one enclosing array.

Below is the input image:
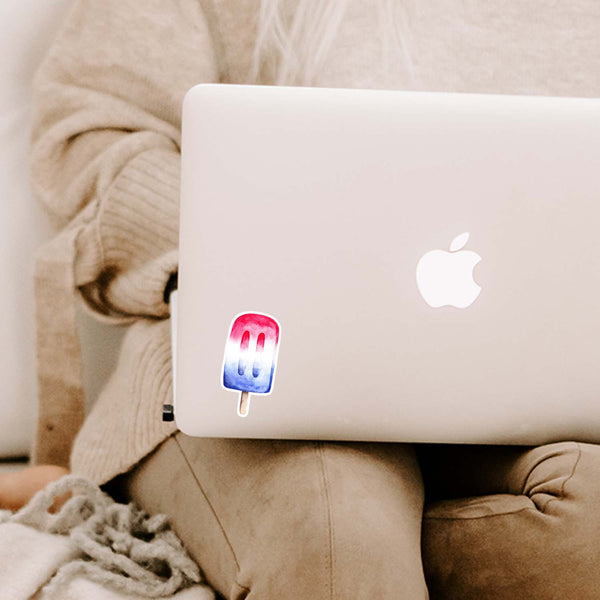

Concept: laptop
[[175, 83, 600, 445]]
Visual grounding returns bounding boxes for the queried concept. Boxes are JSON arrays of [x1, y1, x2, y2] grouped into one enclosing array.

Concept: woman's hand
[[0, 464, 70, 512]]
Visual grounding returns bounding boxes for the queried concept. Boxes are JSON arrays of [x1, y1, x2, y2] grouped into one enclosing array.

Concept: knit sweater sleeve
[[31, 0, 219, 319]]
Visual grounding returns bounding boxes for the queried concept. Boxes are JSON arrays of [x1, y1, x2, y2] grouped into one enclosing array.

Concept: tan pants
[[115, 436, 600, 599]]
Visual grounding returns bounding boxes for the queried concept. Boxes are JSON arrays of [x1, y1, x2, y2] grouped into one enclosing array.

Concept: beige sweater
[[31, 0, 600, 484]]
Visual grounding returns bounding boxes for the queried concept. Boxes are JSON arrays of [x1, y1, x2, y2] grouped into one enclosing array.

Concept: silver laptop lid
[[177, 84, 600, 444]]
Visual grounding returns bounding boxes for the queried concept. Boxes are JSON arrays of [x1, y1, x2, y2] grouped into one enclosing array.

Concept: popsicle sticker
[[222, 312, 281, 417]]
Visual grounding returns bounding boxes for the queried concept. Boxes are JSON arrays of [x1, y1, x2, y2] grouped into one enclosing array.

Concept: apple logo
[[416, 232, 482, 308]]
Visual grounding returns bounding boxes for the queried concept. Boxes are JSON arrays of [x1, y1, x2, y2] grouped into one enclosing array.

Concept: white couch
[[1, 0, 128, 460], [0, 1, 72, 457]]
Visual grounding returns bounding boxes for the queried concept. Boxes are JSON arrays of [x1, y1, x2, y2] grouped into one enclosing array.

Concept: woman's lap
[[116, 435, 600, 599], [117, 432, 427, 600], [420, 441, 600, 599]]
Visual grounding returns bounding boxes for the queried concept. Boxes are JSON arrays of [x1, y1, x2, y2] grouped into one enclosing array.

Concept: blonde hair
[[250, 0, 415, 87]]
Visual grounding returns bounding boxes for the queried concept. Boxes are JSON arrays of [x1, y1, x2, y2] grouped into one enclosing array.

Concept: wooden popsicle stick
[[238, 391, 250, 417]]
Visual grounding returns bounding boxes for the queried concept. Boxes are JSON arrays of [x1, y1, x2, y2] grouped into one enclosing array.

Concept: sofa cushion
[[0, 0, 70, 456]]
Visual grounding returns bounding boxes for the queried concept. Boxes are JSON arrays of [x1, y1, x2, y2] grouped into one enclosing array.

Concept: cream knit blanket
[[0, 476, 214, 600]]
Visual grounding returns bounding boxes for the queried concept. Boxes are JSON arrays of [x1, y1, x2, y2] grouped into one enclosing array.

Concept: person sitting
[[24, 2, 600, 598]]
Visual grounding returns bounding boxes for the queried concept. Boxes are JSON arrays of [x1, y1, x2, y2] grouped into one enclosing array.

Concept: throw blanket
[[0, 475, 214, 600]]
